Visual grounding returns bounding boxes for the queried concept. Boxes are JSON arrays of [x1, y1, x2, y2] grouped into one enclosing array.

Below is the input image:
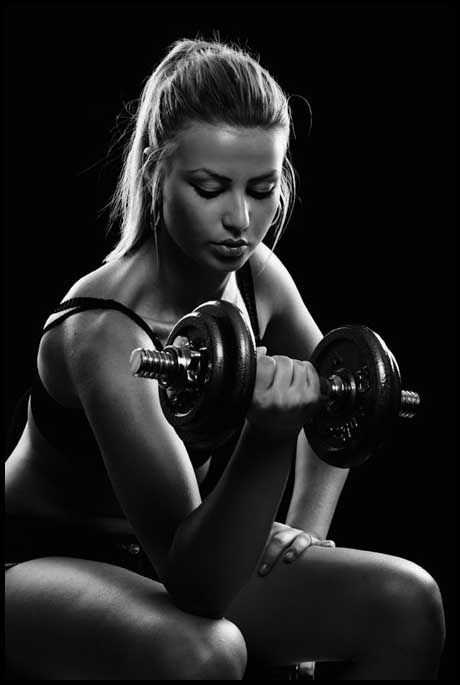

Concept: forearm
[[165, 421, 295, 618], [284, 429, 349, 539]]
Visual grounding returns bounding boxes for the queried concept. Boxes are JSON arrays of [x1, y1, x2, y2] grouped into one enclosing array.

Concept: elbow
[[163, 574, 229, 620], [162, 547, 244, 620], [170, 593, 227, 620]]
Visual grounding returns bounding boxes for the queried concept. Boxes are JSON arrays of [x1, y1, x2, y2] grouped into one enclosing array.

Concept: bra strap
[[41, 297, 164, 350], [236, 262, 261, 345]]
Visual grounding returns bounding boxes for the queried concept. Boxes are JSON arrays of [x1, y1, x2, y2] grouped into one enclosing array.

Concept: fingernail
[[283, 551, 295, 562], [258, 563, 269, 575], [324, 540, 335, 547]]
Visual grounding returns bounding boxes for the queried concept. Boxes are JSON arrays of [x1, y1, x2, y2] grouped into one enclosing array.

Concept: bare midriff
[[5, 398, 211, 536]]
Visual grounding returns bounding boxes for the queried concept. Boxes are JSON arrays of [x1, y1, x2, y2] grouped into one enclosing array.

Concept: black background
[[2, 0, 456, 679]]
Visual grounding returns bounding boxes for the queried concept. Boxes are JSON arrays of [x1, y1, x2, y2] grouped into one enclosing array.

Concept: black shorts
[[4, 515, 160, 582]]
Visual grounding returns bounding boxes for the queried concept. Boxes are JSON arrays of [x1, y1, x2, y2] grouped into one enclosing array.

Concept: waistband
[[4, 515, 160, 581]]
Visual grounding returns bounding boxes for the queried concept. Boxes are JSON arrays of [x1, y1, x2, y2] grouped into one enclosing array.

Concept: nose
[[222, 191, 250, 233]]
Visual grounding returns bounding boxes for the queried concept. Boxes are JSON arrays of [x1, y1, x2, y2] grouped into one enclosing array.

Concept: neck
[[143, 229, 235, 321]]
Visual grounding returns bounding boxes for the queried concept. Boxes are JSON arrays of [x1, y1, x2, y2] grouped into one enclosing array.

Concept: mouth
[[211, 241, 249, 259], [216, 240, 248, 247]]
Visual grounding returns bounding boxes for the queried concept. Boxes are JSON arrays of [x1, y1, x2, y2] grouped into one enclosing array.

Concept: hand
[[248, 347, 321, 442], [258, 522, 335, 577]]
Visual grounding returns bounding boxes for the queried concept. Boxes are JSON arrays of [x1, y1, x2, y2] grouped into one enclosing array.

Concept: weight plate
[[159, 305, 226, 450], [306, 326, 401, 467], [159, 300, 257, 452], [193, 301, 257, 446]]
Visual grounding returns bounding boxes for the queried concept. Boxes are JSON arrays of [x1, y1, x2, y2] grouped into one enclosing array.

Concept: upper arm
[[251, 245, 323, 360], [66, 311, 202, 581]]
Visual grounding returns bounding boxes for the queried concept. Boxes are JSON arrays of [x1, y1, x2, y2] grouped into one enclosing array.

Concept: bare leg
[[5, 556, 247, 680], [226, 545, 445, 680]]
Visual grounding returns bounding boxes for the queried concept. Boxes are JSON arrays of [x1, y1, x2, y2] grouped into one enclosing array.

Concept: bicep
[[70, 315, 201, 580], [258, 250, 323, 360]]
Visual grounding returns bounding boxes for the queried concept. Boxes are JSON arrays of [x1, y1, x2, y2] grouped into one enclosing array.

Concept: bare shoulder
[[63, 304, 155, 379], [249, 243, 323, 360], [38, 251, 156, 404], [63, 260, 121, 301], [41, 261, 119, 332]]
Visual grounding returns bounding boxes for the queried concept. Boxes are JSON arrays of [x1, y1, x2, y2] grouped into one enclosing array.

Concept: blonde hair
[[104, 37, 298, 263]]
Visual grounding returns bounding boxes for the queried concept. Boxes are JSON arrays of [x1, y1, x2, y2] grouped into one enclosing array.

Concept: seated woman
[[5, 37, 445, 680]]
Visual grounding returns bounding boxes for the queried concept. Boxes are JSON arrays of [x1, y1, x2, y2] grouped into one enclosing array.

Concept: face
[[159, 122, 288, 271]]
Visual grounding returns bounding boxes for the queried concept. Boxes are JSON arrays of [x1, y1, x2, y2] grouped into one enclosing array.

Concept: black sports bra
[[30, 261, 261, 473]]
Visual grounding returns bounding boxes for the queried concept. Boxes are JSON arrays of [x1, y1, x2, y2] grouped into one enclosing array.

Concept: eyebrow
[[187, 168, 279, 182]]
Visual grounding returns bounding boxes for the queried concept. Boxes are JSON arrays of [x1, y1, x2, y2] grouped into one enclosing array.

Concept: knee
[[374, 557, 446, 653], [193, 618, 248, 680], [163, 617, 247, 680]]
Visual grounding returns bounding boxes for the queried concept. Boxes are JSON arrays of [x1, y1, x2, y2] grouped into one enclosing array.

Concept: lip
[[216, 240, 248, 247], [211, 242, 248, 258]]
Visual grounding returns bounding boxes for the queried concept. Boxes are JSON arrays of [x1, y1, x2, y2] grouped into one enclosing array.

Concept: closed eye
[[192, 185, 276, 200], [250, 188, 276, 199]]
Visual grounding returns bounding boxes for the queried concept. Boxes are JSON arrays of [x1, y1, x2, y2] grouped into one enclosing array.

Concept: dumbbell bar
[[130, 301, 420, 467], [131, 348, 419, 419]]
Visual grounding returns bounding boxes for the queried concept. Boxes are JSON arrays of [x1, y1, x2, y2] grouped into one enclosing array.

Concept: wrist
[[242, 419, 298, 449]]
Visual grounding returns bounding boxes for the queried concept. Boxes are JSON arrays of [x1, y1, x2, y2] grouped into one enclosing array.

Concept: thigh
[[225, 544, 435, 667], [5, 556, 240, 680]]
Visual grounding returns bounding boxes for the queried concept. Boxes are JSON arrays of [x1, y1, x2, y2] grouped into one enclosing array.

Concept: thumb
[[309, 536, 335, 548]]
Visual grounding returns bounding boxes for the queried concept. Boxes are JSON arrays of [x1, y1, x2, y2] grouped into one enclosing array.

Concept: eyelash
[[192, 186, 275, 200]]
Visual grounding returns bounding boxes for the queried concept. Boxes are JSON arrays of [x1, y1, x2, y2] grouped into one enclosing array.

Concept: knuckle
[[289, 534, 309, 551], [303, 360, 316, 375], [272, 531, 293, 545], [274, 355, 293, 371], [295, 358, 308, 370], [299, 532, 313, 545], [271, 522, 284, 532], [304, 364, 318, 385], [257, 356, 275, 376]]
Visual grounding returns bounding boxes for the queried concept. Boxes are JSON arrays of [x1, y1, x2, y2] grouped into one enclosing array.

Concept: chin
[[209, 254, 248, 273]]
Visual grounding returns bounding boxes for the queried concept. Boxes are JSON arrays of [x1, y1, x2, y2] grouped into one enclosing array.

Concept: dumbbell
[[129, 301, 420, 468]]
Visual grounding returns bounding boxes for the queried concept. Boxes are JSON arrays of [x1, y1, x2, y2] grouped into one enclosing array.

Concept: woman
[[5, 38, 445, 679]]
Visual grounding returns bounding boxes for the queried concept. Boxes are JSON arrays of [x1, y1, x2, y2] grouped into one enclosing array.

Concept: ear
[[142, 147, 153, 184]]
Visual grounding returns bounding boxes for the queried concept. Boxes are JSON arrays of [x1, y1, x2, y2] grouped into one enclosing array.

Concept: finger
[[258, 529, 301, 576], [292, 360, 320, 394], [291, 359, 310, 391], [305, 536, 335, 549], [259, 531, 312, 575], [290, 361, 322, 412], [303, 360, 321, 397], [271, 355, 295, 390], [255, 354, 277, 390], [281, 536, 335, 564], [317, 539, 336, 548], [282, 532, 315, 564]]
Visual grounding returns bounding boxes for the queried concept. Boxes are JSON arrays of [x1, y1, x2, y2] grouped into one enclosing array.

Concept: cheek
[[254, 195, 280, 231], [163, 191, 204, 236]]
